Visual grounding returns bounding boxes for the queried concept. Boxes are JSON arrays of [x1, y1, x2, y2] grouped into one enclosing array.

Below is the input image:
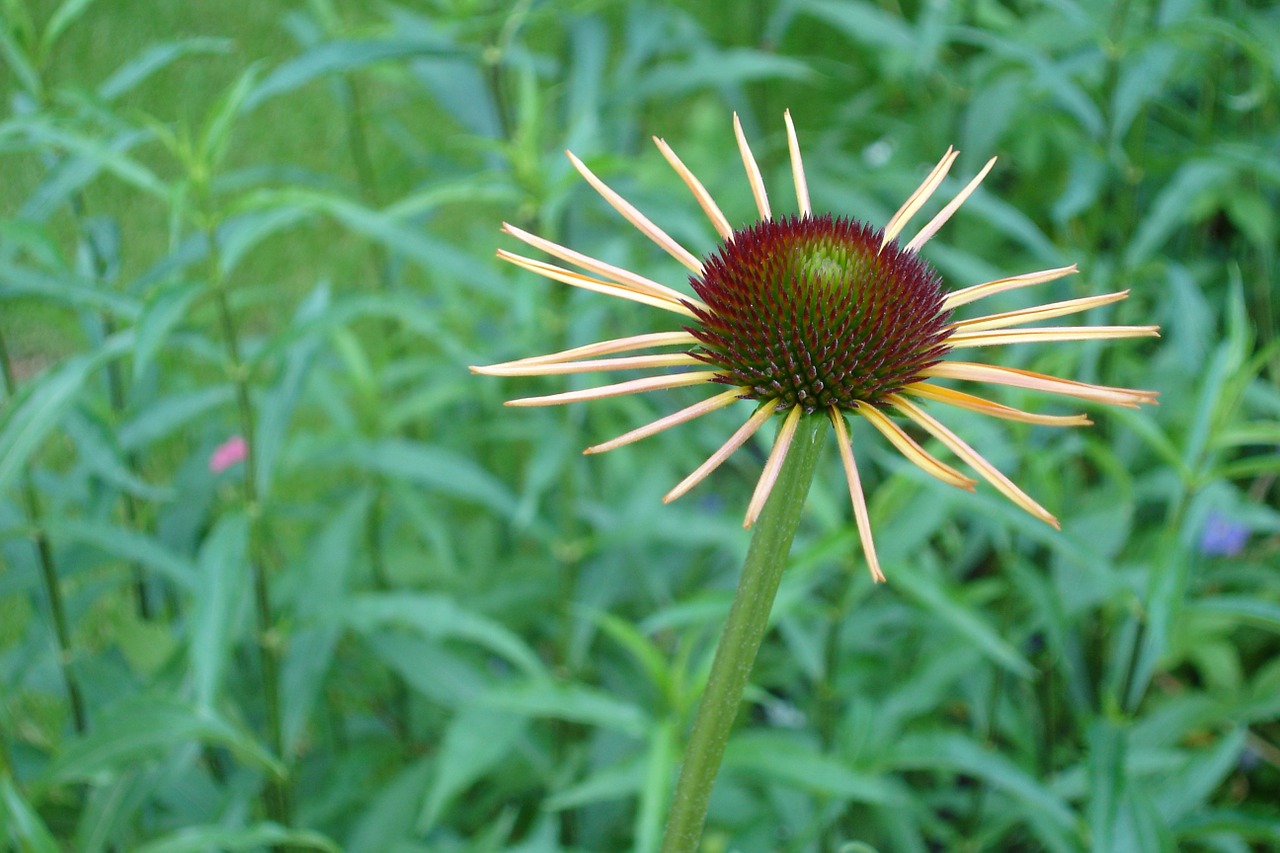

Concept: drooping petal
[[890, 393, 1059, 528], [954, 290, 1130, 333], [744, 405, 803, 527], [664, 400, 779, 503], [903, 382, 1091, 427], [733, 112, 771, 221], [946, 325, 1161, 350], [923, 362, 1159, 408], [856, 403, 976, 490], [784, 110, 811, 217], [653, 137, 734, 239], [942, 265, 1078, 311], [495, 331, 698, 367], [830, 409, 884, 582], [566, 151, 704, 274], [585, 388, 745, 454], [882, 147, 958, 247], [473, 352, 702, 377], [904, 157, 996, 253], [506, 371, 721, 407]]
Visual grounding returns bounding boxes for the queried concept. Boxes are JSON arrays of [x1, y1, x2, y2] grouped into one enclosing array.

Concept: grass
[[2, 0, 1279, 851]]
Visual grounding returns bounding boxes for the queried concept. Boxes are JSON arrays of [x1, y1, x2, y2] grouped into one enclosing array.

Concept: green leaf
[[246, 38, 464, 110], [319, 438, 518, 518], [189, 513, 250, 710], [1087, 721, 1127, 853], [280, 492, 369, 755], [1126, 544, 1191, 710], [41, 696, 282, 785], [132, 823, 340, 853], [0, 16, 41, 99], [636, 720, 676, 853], [633, 49, 814, 98], [725, 732, 909, 807], [0, 260, 139, 317], [1189, 597, 1280, 633], [2, 121, 168, 200], [38, 0, 98, 58], [1125, 161, 1234, 268], [417, 707, 525, 832], [117, 386, 235, 452], [888, 732, 1075, 831], [1, 775, 60, 853], [63, 410, 173, 501], [0, 334, 131, 496], [477, 682, 650, 736], [197, 64, 262, 175], [98, 37, 232, 101], [1176, 810, 1280, 844], [346, 759, 433, 853], [892, 561, 1036, 679], [132, 281, 200, 384], [342, 592, 543, 678], [254, 282, 329, 499], [44, 517, 196, 590]]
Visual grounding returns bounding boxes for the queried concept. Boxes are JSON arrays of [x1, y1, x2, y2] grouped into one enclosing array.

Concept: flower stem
[[660, 413, 828, 853]]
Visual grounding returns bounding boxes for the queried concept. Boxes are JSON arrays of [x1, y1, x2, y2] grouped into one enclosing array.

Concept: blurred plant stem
[[71, 193, 158, 621], [206, 228, 294, 833], [661, 414, 828, 853], [0, 329, 88, 735]]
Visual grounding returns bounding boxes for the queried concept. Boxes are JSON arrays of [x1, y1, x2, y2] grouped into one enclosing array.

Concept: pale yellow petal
[[584, 388, 745, 454], [903, 382, 1091, 427], [498, 250, 696, 317], [942, 265, 1078, 311], [664, 400, 778, 502], [856, 403, 976, 490], [882, 147, 958, 247], [946, 325, 1161, 350], [830, 409, 884, 582], [904, 156, 996, 253], [498, 331, 698, 367], [889, 394, 1059, 528], [501, 222, 704, 309], [506, 371, 720, 407], [954, 291, 1130, 333], [474, 352, 701, 377], [784, 110, 811, 217], [566, 150, 703, 274], [734, 112, 771, 221], [653, 137, 733, 239], [923, 362, 1160, 408], [744, 405, 803, 528]]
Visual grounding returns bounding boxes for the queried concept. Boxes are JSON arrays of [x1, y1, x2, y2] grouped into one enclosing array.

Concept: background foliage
[[2, 0, 1279, 851]]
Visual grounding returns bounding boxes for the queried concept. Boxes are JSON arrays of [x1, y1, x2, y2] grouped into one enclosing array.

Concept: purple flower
[[1199, 511, 1250, 557]]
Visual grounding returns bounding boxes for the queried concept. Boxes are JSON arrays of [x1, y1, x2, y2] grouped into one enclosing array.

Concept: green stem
[[0, 329, 88, 735], [208, 230, 292, 831], [660, 414, 828, 853]]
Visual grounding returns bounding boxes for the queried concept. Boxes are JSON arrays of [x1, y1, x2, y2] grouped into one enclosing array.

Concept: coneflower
[[474, 112, 1158, 582]]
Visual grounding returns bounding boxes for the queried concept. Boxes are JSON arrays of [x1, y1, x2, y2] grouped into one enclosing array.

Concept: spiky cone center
[[688, 214, 953, 413]]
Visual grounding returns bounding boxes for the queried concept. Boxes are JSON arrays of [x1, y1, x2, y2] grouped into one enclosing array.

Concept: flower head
[[474, 112, 1158, 581], [1199, 511, 1250, 557], [209, 435, 247, 473]]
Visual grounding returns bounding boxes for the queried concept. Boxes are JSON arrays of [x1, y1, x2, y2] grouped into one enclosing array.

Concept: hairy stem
[[660, 414, 828, 853]]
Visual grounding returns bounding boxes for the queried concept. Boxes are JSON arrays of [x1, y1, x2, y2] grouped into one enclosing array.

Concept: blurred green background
[[2, 0, 1278, 851]]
